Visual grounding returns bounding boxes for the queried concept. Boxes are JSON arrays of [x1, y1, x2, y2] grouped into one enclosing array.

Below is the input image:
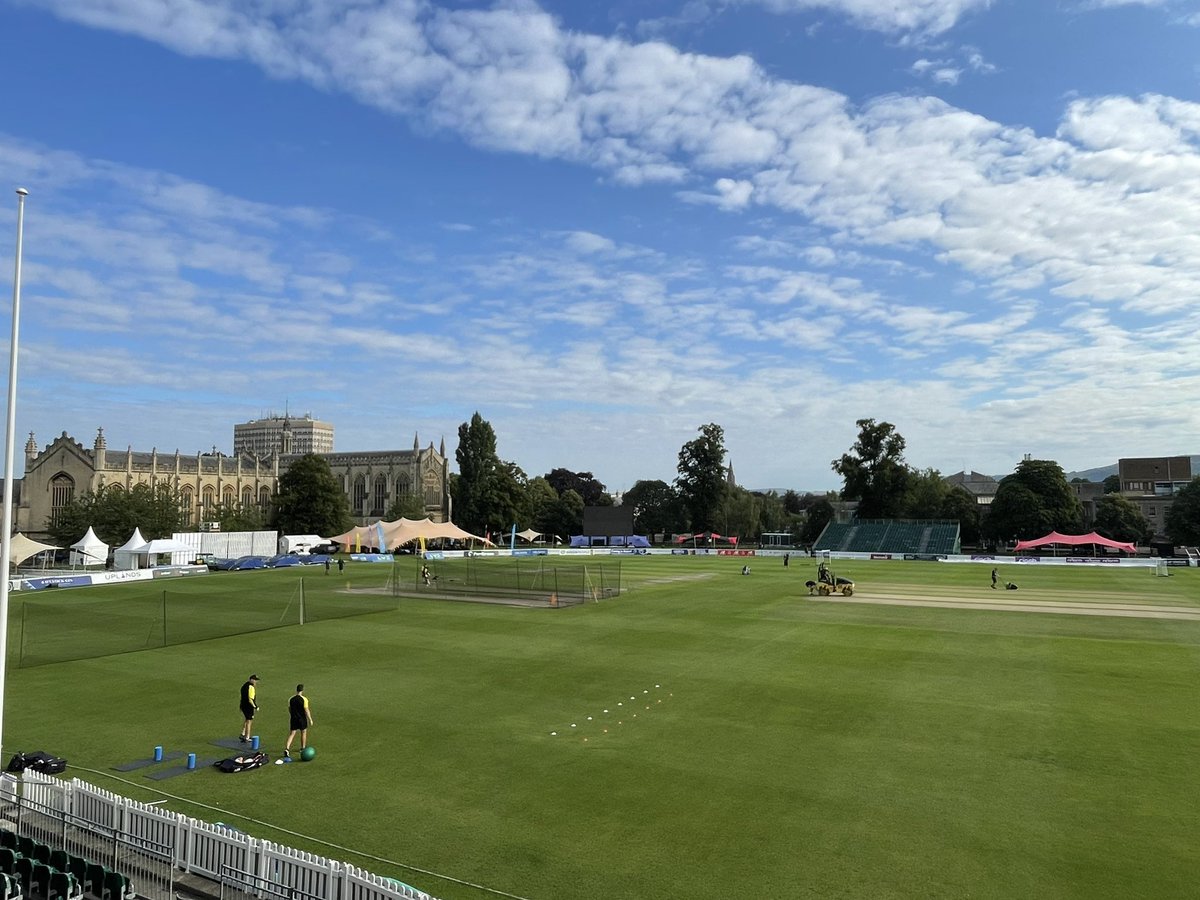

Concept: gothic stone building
[[17, 427, 449, 541]]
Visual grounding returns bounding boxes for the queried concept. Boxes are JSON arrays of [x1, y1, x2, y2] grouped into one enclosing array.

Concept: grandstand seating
[[815, 520, 960, 555], [0, 830, 105, 900]]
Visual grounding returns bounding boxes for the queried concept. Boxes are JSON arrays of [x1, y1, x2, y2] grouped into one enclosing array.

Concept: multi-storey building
[[1117, 456, 1192, 541], [233, 414, 334, 456]]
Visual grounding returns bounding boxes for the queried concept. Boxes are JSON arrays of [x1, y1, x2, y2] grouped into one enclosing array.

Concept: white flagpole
[[0, 188, 29, 758]]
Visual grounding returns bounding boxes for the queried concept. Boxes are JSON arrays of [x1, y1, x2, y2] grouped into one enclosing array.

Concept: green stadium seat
[[47, 870, 80, 900], [13, 857, 32, 892], [29, 863, 51, 899], [14, 840, 33, 861], [83, 863, 108, 897], [101, 869, 133, 900], [29, 845, 49, 867], [0, 849, 16, 876], [46, 852, 67, 875], [0, 833, 15, 852], [0, 871, 21, 900]]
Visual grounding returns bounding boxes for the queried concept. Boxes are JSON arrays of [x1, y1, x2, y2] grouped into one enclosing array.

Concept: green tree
[[1165, 477, 1200, 545], [544, 469, 610, 506], [1093, 494, 1152, 546], [523, 477, 560, 536], [940, 485, 982, 546], [454, 412, 500, 533], [800, 497, 834, 545], [1103, 474, 1122, 494], [270, 453, 352, 536], [49, 482, 185, 547], [832, 418, 910, 519], [984, 459, 1082, 544], [208, 500, 266, 533], [384, 492, 427, 522], [621, 479, 681, 537], [900, 468, 949, 519], [675, 423, 728, 532], [543, 488, 584, 541]]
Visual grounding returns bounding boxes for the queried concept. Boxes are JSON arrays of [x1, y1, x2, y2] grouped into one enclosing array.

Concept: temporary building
[[70, 526, 110, 567], [131, 538, 197, 568], [113, 528, 148, 570], [1013, 530, 1138, 555]]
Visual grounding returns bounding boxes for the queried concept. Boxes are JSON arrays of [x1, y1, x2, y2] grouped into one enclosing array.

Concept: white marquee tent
[[70, 526, 110, 567], [113, 528, 147, 571]]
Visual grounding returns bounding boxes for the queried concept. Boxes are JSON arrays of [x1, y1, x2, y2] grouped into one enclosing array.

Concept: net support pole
[[299, 578, 306, 626]]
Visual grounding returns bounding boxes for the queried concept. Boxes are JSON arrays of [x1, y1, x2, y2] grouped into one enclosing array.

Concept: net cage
[[397, 558, 621, 607], [17, 572, 400, 668]]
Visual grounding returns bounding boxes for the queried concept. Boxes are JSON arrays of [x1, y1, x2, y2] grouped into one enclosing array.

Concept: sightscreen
[[582, 505, 634, 537]]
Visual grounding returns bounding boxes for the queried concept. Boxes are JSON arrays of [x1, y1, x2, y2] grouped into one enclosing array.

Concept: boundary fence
[[1, 773, 437, 900]]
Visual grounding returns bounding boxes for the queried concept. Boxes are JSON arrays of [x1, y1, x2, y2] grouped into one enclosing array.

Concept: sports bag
[[5, 751, 68, 775], [213, 751, 269, 773]]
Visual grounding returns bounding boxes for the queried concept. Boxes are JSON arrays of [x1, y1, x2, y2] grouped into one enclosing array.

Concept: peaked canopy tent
[[7, 533, 60, 567], [70, 526, 110, 567], [113, 528, 148, 571], [327, 518, 492, 552], [1013, 531, 1138, 555]]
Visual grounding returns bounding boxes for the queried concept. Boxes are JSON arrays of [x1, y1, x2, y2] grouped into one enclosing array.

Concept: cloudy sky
[[2, 0, 1198, 494]]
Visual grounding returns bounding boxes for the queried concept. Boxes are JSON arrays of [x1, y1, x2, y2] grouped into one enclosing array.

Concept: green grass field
[[5, 556, 1200, 899]]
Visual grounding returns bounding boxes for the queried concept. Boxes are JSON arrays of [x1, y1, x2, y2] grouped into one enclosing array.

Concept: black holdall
[[5, 751, 68, 775]]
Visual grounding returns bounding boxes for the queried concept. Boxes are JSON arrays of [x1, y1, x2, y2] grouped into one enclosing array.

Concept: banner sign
[[349, 553, 394, 563], [903, 554, 947, 562], [717, 549, 755, 556], [1065, 557, 1120, 564], [23, 575, 92, 591], [870, 553, 892, 560], [423, 551, 445, 561], [512, 549, 549, 557]]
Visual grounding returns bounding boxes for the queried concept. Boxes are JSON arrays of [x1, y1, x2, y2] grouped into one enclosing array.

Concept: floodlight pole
[[0, 188, 28, 759]]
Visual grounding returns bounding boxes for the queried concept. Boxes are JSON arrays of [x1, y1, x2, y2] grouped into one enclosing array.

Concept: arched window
[[373, 474, 388, 517], [202, 486, 216, 521], [223, 485, 236, 507], [49, 473, 75, 527], [258, 486, 271, 511], [396, 475, 411, 498], [423, 472, 440, 508], [352, 475, 368, 515], [241, 486, 253, 508], [180, 486, 195, 527]]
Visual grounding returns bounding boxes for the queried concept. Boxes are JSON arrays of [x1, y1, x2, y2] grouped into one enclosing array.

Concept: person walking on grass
[[284, 684, 313, 759], [239, 674, 259, 743], [991, 567, 998, 590]]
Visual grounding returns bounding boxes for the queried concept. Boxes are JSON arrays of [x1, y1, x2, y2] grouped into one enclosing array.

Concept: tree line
[[46, 413, 1200, 549]]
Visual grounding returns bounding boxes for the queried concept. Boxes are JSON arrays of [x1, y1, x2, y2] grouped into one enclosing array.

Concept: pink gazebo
[[1013, 530, 1137, 555]]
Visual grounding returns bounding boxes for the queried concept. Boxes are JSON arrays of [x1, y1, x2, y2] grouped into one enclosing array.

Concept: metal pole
[[0, 188, 28, 758]]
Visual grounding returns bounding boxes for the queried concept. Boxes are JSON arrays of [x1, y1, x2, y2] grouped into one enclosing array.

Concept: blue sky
[[2, 0, 1199, 494]]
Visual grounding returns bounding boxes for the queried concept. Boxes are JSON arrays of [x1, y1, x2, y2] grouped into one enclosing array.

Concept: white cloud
[[749, 0, 993, 35]]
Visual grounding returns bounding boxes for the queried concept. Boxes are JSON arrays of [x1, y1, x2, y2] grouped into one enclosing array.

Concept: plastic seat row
[[0, 832, 132, 900]]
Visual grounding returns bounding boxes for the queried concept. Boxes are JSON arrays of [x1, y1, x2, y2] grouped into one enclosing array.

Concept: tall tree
[[831, 418, 910, 519], [675, 423, 728, 532], [48, 482, 186, 547], [621, 479, 681, 537], [454, 412, 500, 533], [1165, 477, 1200, 545], [524, 477, 561, 536], [544, 469, 610, 506], [1102, 474, 1122, 494], [940, 485, 982, 546], [800, 497, 834, 546], [270, 453, 352, 536], [984, 459, 1083, 543], [543, 488, 585, 541], [1093, 494, 1152, 545]]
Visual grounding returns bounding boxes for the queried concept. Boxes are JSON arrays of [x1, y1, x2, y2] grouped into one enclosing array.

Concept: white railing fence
[[5, 773, 436, 900]]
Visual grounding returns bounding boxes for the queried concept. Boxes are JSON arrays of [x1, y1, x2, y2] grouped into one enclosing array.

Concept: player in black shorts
[[239, 674, 259, 743], [284, 684, 313, 758]]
